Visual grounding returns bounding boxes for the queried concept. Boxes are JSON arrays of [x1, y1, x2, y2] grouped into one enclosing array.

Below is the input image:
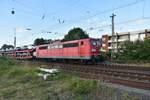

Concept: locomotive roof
[[37, 38, 100, 47]]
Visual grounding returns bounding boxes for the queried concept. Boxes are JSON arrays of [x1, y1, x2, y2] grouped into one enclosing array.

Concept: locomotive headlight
[[92, 49, 96, 52]]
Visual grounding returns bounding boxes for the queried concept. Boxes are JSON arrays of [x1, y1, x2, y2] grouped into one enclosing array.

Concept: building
[[101, 29, 150, 52]]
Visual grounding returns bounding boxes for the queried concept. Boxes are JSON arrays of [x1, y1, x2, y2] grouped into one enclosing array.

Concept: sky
[[0, 0, 150, 47]]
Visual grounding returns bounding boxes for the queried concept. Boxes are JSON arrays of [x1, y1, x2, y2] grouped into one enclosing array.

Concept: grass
[[0, 57, 100, 100], [0, 57, 144, 100]]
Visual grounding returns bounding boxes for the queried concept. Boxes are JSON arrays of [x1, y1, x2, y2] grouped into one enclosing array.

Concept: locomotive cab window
[[92, 41, 97, 46], [81, 41, 84, 45]]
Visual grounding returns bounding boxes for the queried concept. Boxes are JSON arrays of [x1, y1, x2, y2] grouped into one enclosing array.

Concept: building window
[[102, 44, 106, 47], [108, 43, 111, 47], [102, 38, 106, 41]]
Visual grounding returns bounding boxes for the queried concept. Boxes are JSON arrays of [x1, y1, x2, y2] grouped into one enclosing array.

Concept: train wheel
[[80, 60, 87, 64]]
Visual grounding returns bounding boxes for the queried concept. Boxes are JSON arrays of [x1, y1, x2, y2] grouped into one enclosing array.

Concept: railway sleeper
[[61, 69, 150, 89], [62, 68, 149, 81]]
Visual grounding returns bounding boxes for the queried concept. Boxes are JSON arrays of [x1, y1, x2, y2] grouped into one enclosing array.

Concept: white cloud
[[133, 19, 145, 25], [15, 27, 31, 33]]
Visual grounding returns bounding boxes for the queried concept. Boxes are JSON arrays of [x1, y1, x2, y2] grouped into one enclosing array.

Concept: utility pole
[[12, 8, 16, 49], [14, 28, 16, 49], [110, 13, 116, 59], [116, 32, 118, 53]]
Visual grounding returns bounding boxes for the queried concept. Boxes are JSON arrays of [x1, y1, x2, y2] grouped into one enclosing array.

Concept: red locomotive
[[34, 38, 102, 62]]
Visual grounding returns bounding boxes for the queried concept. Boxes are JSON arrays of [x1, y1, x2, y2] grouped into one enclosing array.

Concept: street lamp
[[14, 28, 31, 49]]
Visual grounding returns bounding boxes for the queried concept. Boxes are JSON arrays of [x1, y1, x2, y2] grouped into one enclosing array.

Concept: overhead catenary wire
[[12, 0, 42, 14], [9, 0, 150, 39], [13, 0, 80, 21], [40, 15, 150, 39], [43, 0, 147, 31], [11, 0, 147, 29], [67, 0, 146, 23], [10, 0, 43, 18], [85, 16, 150, 31], [142, 0, 146, 18], [37, 16, 150, 39], [12, 0, 146, 24]]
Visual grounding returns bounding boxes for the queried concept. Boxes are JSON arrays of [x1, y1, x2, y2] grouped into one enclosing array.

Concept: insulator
[[11, 8, 15, 15]]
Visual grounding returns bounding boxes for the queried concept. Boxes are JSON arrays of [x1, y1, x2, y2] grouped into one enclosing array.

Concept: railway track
[[53, 64, 150, 90], [20, 61, 150, 90]]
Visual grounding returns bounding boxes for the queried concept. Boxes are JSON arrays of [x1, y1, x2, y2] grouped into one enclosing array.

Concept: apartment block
[[101, 29, 150, 52]]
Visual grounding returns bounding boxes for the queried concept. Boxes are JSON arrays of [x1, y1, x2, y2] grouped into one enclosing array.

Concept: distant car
[[15, 49, 34, 59], [0, 49, 14, 57]]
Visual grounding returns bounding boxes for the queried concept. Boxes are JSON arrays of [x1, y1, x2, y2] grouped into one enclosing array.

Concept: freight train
[[0, 38, 102, 63]]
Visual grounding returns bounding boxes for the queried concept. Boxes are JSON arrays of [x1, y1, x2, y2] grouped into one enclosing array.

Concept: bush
[[69, 78, 99, 94], [0, 57, 39, 83], [0, 57, 16, 66], [117, 39, 150, 62], [50, 73, 100, 95]]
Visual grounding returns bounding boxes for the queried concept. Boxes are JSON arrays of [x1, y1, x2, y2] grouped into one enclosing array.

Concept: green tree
[[117, 39, 150, 61], [34, 38, 53, 45], [64, 27, 89, 41], [140, 38, 150, 60], [1, 44, 14, 50], [34, 38, 45, 45]]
